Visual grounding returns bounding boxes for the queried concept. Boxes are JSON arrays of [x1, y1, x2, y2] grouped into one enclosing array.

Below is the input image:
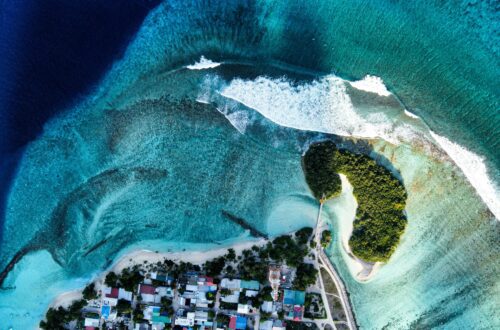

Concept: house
[[143, 305, 172, 330], [220, 278, 241, 290], [175, 310, 195, 327], [139, 283, 159, 304], [272, 320, 286, 330], [150, 272, 174, 286], [194, 310, 213, 326], [84, 316, 100, 328], [261, 301, 274, 313], [102, 287, 133, 306], [229, 315, 248, 330], [245, 290, 259, 297], [259, 320, 273, 330], [237, 304, 252, 314], [134, 323, 150, 330]]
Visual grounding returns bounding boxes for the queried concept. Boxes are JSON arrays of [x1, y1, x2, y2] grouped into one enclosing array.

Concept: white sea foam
[[216, 74, 499, 220], [219, 75, 411, 144], [186, 56, 221, 70], [349, 75, 391, 96], [404, 110, 420, 119], [430, 132, 500, 220]]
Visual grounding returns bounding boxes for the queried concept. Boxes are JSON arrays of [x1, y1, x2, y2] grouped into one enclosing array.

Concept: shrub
[[82, 283, 98, 300]]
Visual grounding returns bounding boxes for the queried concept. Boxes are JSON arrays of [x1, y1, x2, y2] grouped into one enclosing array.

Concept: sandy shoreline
[[330, 175, 381, 282], [49, 238, 267, 309]]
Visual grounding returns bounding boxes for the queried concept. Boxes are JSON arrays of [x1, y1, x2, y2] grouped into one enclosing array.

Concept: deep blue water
[[0, 0, 498, 329], [0, 0, 160, 239]]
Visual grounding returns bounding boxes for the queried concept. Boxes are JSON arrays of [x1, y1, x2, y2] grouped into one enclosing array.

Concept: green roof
[[283, 290, 305, 305], [152, 315, 171, 323], [240, 280, 260, 290]]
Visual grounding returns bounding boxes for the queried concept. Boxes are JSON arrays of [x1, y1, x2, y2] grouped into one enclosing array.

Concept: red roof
[[105, 288, 119, 298], [140, 284, 156, 295], [229, 316, 237, 330]]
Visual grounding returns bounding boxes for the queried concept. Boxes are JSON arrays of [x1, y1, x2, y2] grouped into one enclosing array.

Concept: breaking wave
[[204, 73, 499, 220], [186, 56, 221, 70], [430, 132, 500, 219], [349, 75, 391, 96]]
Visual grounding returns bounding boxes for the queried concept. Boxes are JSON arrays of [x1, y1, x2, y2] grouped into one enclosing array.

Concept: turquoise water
[[0, 1, 499, 329]]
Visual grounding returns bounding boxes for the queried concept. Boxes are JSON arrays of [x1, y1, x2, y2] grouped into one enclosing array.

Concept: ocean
[[0, 1, 498, 329]]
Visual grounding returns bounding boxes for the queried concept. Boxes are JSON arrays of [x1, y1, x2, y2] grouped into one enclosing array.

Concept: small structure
[[175, 310, 195, 327], [84, 316, 100, 328], [144, 305, 172, 327], [259, 320, 273, 330], [261, 301, 274, 313], [272, 319, 286, 330], [102, 286, 133, 306], [237, 303, 251, 314]]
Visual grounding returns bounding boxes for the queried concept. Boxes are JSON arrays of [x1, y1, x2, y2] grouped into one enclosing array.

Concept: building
[[260, 320, 273, 330], [240, 280, 260, 291], [283, 290, 305, 321], [84, 316, 100, 329], [283, 290, 305, 306], [229, 315, 247, 330], [150, 272, 174, 286], [175, 310, 195, 327], [144, 305, 172, 328], [139, 283, 158, 303], [272, 320, 286, 330], [261, 301, 274, 314], [102, 286, 133, 306], [237, 303, 251, 314], [268, 266, 281, 301]]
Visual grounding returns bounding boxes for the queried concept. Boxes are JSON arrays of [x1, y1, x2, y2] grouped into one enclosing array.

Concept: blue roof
[[236, 316, 247, 330]]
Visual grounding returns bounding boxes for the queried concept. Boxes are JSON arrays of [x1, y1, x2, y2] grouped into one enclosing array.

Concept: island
[[303, 141, 407, 263], [40, 227, 357, 330]]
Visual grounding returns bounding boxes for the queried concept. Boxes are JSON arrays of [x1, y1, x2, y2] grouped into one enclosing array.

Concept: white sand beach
[[328, 175, 381, 282], [48, 238, 268, 309]]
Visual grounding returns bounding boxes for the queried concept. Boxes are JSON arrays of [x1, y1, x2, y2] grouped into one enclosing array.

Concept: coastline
[[48, 238, 268, 309], [329, 175, 381, 282]]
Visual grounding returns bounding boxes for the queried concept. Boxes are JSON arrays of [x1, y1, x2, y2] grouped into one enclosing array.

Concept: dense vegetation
[[82, 283, 98, 300], [39, 299, 86, 330], [205, 227, 316, 289], [303, 141, 407, 262], [320, 230, 332, 248], [303, 142, 342, 201]]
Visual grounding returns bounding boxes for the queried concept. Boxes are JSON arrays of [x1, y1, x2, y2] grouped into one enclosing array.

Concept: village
[[41, 226, 352, 330]]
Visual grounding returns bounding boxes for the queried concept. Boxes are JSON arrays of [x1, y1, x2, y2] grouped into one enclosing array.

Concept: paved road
[[314, 202, 357, 330]]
